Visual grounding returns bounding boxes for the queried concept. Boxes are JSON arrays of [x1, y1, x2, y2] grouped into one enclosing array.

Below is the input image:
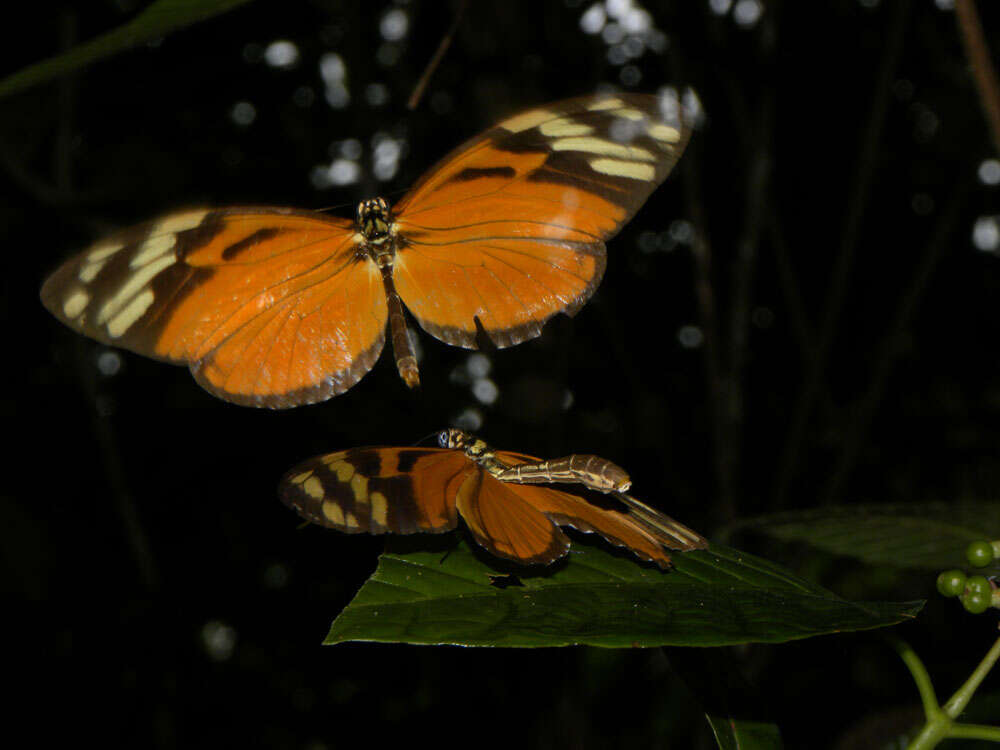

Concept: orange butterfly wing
[[392, 93, 690, 347], [40, 208, 386, 407], [279, 447, 472, 534], [454, 471, 572, 565]]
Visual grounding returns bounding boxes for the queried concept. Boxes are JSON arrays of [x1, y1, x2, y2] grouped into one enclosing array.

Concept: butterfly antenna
[[411, 430, 442, 447]]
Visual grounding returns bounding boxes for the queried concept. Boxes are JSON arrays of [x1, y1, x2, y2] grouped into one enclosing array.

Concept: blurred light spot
[[365, 82, 390, 107], [201, 620, 237, 662], [911, 193, 934, 216], [623, 35, 645, 58], [934, 0, 954, 9], [454, 407, 483, 432], [262, 561, 290, 589], [733, 0, 763, 27], [893, 79, 914, 101], [621, 8, 652, 33], [562, 390, 574, 410], [708, 0, 732, 15], [292, 85, 315, 107], [449, 363, 472, 386], [376, 42, 402, 67], [620, 64, 641, 86], [858, 0, 879, 8], [646, 29, 668, 53], [311, 158, 360, 189], [242, 42, 264, 64], [473, 378, 499, 405], [264, 40, 299, 68], [580, 3, 606, 33], [96, 350, 122, 376], [380, 9, 409, 41], [678, 325, 704, 349], [340, 138, 362, 160], [373, 135, 403, 181], [325, 83, 350, 109], [602, 22, 626, 44], [320, 53, 346, 84], [637, 230, 659, 253], [605, 0, 631, 18], [230, 101, 256, 126], [607, 44, 628, 66], [973, 216, 1000, 252], [978, 159, 1000, 186], [669, 219, 693, 243], [467, 353, 491, 378], [751, 307, 774, 328], [682, 88, 705, 125]]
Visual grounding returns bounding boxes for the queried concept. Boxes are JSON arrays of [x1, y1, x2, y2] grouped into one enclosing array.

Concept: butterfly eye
[[436, 431, 450, 448]]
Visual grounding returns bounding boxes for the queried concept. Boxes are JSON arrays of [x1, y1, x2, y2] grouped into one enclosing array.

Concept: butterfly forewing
[[279, 447, 474, 534], [392, 93, 690, 348], [41, 208, 386, 407]]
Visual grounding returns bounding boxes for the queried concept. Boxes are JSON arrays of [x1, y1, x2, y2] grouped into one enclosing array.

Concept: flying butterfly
[[279, 429, 708, 568], [41, 93, 690, 407]]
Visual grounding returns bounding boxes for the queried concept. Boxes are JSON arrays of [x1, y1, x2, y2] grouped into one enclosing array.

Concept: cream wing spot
[[63, 289, 89, 318], [614, 108, 647, 121], [86, 240, 125, 264], [370, 491, 388, 529], [589, 159, 656, 180], [130, 233, 177, 268], [322, 500, 345, 525], [588, 97, 625, 111], [151, 209, 210, 236], [539, 118, 594, 137], [499, 108, 555, 133], [78, 259, 108, 283], [303, 476, 325, 500], [96, 254, 174, 326], [649, 123, 682, 144], [107, 288, 155, 337], [289, 471, 313, 485], [349, 473, 369, 500], [551, 137, 656, 161], [327, 459, 355, 483]]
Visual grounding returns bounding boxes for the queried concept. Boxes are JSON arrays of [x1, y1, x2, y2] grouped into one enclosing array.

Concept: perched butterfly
[[279, 429, 708, 568], [41, 93, 690, 407]]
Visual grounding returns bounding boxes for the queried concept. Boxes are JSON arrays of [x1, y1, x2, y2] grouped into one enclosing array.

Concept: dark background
[[7, 0, 1000, 746]]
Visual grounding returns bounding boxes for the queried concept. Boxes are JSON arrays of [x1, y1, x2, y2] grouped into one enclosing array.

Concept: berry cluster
[[936, 541, 1000, 614]]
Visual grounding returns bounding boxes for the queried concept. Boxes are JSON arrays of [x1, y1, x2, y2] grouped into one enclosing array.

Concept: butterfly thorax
[[439, 429, 508, 476], [356, 197, 396, 268]]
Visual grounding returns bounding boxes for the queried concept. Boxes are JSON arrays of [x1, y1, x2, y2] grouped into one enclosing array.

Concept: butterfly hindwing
[[279, 447, 473, 534], [41, 208, 386, 407], [392, 92, 690, 348]]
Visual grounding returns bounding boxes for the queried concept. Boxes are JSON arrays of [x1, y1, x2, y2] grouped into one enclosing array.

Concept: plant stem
[[891, 633, 1000, 749], [889, 635, 941, 721], [942, 634, 1000, 718]]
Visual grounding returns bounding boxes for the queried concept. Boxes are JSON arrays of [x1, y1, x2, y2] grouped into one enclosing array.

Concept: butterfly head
[[357, 197, 392, 245], [438, 428, 472, 450]]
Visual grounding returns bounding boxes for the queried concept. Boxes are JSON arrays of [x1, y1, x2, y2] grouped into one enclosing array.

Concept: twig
[[407, 0, 468, 111], [820, 181, 968, 506], [955, 0, 1000, 156], [771, 0, 911, 509]]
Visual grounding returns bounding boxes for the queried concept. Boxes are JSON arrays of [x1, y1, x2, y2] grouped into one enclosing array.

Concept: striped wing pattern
[[41, 93, 689, 406], [393, 92, 690, 347], [280, 441, 706, 569], [40, 209, 384, 407]]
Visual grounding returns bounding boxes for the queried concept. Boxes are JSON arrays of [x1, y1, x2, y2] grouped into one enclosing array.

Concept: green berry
[[937, 569, 967, 597], [966, 541, 995, 568], [961, 590, 991, 614], [966, 575, 991, 597]]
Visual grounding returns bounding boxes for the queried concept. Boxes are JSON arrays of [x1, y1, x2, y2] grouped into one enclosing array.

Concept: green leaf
[[735, 503, 1000, 571], [0, 0, 254, 99], [323, 536, 923, 647], [706, 717, 784, 750]]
